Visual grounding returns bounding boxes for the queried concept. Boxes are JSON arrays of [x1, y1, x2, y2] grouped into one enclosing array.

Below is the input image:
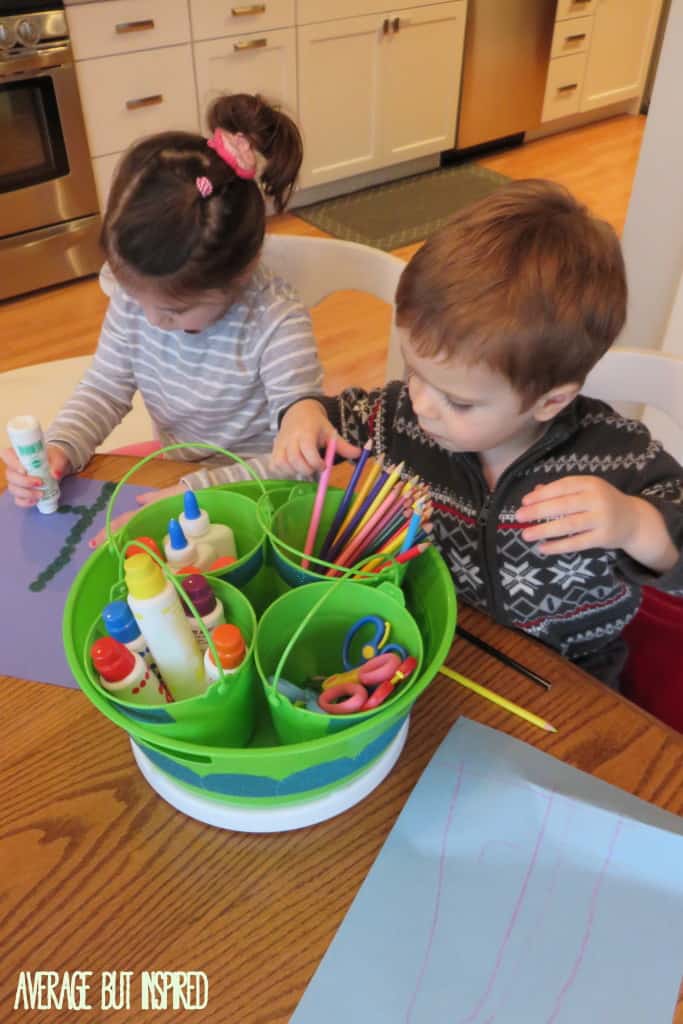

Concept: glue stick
[[125, 553, 205, 701], [6, 415, 60, 514]]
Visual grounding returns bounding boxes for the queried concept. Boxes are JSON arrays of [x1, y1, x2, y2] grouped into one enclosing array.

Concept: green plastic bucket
[[84, 574, 257, 746], [255, 580, 423, 743], [267, 490, 405, 588], [64, 480, 456, 810]]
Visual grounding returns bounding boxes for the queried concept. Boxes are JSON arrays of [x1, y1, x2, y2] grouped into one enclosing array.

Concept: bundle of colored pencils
[[300, 438, 432, 576]]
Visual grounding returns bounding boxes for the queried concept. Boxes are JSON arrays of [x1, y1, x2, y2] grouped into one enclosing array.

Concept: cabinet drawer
[[541, 53, 586, 122], [297, 0, 464, 27], [92, 153, 122, 212], [67, 0, 190, 60], [190, 0, 294, 41], [194, 29, 297, 130], [76, 45, 199, 157], [550, 15, 592, 59], [555, 0, 596, 20]]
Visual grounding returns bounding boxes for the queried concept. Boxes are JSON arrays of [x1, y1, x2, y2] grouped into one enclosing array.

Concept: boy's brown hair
[[395, 179, 627, 409]]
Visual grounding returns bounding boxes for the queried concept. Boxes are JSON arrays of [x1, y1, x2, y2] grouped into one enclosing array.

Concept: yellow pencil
[[353, 461, 405, 537], [439, 664, 557, 734], [334, 454, 384, 541]]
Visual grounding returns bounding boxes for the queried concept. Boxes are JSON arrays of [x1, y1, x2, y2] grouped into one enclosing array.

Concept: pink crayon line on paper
[[405, 761, 465, 1024], [545, 819, 623, 1024], [457, 791, 556, 1024]]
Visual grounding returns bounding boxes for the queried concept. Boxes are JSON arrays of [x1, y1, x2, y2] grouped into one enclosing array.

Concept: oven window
[[0, 78, 69, 193]]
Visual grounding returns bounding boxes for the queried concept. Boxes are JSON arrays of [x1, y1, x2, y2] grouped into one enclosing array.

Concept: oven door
[[0, 56, 98, 238]]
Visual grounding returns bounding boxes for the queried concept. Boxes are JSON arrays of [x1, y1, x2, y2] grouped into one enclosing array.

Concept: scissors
[[342, 615, 407, 671], [318, 655, 419, 715]]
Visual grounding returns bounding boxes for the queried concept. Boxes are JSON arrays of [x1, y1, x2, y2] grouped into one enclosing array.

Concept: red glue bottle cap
[[126, 536, 163, 561], [208, 624, 246, 669], [91, 636, 135, 681]]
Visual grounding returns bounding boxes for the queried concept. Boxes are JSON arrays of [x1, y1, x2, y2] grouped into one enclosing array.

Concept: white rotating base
[[130, 719, 409, 833]]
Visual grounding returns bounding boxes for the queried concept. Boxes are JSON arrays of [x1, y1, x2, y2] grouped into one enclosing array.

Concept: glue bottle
[[125, 553, 205, 701], [102, 599, 155, 668], [180, 574, 226, 651], [91, 636, 169, 705], [163, 518, 213, 572], [204, 623, 246, 685], [179, 490, 237, 562], [6, 415, 60, 514]]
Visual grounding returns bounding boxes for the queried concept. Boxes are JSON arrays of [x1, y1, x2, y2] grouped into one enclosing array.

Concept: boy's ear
[[532, 382, 582, 423]]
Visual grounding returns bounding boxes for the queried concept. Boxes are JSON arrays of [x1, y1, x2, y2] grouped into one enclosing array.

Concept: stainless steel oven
[[0, 5, 101, 299]]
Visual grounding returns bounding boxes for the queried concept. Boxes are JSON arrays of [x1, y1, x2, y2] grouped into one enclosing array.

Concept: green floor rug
[[296, 162, 509, 251]]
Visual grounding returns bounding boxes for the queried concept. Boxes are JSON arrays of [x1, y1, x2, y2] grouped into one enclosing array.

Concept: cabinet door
[[297, 14, 383, 188], [381, 2, 465, 163], [580, 0, 663, 112], [194, 29, 297, 130]]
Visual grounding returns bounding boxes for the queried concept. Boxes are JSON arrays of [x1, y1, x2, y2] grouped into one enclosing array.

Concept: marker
[[125, 536, 163, 561], [204, 623, 246, 685], [6, 415, 60, 514], [91, 636, 170, 706], [181, 574, 226, 651], [102, 599, 155, 668]]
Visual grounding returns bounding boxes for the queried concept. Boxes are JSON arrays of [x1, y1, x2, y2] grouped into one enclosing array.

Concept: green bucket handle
[[255, 488, 402, 585], [267, 562, 407, 712]]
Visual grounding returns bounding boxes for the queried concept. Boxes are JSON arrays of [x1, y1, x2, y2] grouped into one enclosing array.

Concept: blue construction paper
[[293, 719, 683, 1024], [0, 476, 147, 689]]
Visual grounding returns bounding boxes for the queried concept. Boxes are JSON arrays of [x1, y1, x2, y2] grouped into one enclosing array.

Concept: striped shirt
[[47, 264, 322, 488]]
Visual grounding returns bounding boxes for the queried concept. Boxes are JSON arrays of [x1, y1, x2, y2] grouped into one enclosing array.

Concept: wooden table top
[[2, 455, 683, 1023]]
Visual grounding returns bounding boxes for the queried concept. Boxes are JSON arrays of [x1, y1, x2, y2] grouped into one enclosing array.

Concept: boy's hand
[[88, 483, 185, 549], [0, 444, 71, 508], [272, 399, 361, 475], [516, 475, 677, 572]]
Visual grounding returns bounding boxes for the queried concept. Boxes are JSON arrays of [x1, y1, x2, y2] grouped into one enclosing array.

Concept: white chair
[[262, 233, 407, 381]]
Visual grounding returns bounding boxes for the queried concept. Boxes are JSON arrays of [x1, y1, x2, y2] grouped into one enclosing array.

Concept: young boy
[[273, 180, 683, 686]]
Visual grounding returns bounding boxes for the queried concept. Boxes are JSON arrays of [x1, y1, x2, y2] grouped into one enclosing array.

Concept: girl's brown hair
[[101, 93, 303, 297], [395, 179, 628, 409]]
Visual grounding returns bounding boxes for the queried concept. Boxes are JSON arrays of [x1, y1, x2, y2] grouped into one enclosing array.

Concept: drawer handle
[[558, 83, 578, 93], [392, 16, 400, 32], [566, 33, 587, 42], [231, 4, 266, 14], [233, 37, 267, 50], [115, 19, 155, 33], [126, 94, 163, 110], [382, 17, 390, 34]]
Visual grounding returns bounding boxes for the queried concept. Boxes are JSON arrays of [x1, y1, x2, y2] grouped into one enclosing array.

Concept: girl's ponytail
[[207, 93, 302, 213]]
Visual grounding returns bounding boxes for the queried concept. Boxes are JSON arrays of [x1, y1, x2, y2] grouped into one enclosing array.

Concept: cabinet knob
[[382, 18, 390, 35], [231, 4, 266, 15], [233, 37, 268, 50], [115, 19, 155, 34], [392, 16, 400, 32], [126, 94, 163, 110]]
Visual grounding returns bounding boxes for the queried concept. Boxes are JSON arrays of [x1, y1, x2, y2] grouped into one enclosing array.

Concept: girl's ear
[[532, 382, 581, 423]]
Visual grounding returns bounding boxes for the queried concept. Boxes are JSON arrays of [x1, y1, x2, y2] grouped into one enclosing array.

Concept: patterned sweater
[[46, 264, 323, 490], [315, 383, 683, 682]]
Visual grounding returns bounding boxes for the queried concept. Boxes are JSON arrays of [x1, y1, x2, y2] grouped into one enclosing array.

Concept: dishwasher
[[456, 0, 557, 151]]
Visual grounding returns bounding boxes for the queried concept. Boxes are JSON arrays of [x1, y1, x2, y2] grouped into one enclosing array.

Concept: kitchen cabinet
[[580, 0, 663, 112], [298, 1, 466, 189]]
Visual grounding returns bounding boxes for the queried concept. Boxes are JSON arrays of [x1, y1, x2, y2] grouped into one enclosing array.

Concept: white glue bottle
[[6, 415, 60, 514], [163, 518, 214, 572], [204, 623, 246, 686], [180, 490, 237, 562], [91, 636, 170, 706], [124, 553, 206, 701], [180, 574, 226, 651]]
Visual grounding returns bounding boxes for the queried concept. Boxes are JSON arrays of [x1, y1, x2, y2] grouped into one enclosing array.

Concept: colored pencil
[[326, 468, 388, 564], [399, 500, 424, 554], [456, 627, 552, 692], [439, 664, 557, 733], [372, 541, 431, 572], [362, 522, 410, 572], [352, 461, 405, 538], [332, 485, 406, 569], [318, 439, 372, 561], [333, 453, 384, 545], [301, 434, 336, 569]]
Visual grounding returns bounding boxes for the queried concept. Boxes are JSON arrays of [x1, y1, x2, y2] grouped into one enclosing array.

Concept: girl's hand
[[515, 475, 677, 572], [88, 483, 185, 549], [272, 400, 361, 475], [0, 444, 71, 508]]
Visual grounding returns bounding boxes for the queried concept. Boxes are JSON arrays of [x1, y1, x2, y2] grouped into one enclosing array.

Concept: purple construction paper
[[0, 477, 148, 689]]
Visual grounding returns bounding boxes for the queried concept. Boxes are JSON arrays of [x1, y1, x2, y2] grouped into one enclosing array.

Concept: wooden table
[[2, 455, 683, 1023]]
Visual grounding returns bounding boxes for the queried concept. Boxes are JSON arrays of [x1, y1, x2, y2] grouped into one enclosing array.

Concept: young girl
[[2, 92, 322, 532]]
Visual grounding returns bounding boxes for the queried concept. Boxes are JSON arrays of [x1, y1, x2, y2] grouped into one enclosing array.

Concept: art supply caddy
[[64, 445, 456, 832]]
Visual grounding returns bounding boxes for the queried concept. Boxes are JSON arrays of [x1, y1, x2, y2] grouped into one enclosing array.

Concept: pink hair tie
[[207, 128, 257, 180], [195, 176, 213, 198]]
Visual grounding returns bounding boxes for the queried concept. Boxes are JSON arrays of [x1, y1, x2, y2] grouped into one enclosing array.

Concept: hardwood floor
[[1, 114, 645, 400]]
